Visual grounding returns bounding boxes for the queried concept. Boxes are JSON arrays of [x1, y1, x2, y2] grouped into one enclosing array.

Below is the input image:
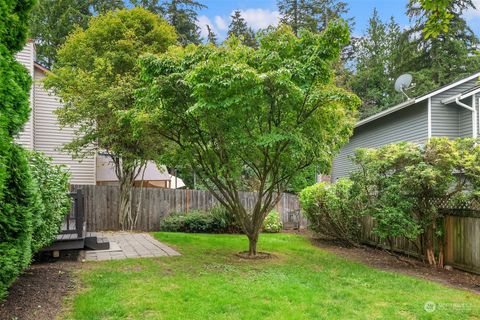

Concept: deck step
[[84, 236, 110, 250]]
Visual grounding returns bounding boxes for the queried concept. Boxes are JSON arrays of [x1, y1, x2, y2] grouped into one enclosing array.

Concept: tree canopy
[[162, 0, 205, 45], [227, 10, 257, 48], [351, 1, 480, 119], [137, 22, 360, 255], [30, 0, 125, 68], [44, 8, 177, 229], [277, 0, 352, 36]]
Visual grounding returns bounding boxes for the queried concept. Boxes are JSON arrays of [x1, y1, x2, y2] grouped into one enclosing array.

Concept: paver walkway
[[85, 232, 180, 261]]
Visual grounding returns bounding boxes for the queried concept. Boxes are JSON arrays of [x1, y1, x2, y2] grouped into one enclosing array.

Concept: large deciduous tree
[[44, 8, 177, 230], [138, 22, 360, 256]]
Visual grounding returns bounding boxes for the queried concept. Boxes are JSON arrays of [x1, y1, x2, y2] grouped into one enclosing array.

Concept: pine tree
[[350, 9, 404, 118], [404, 0, 480, 86], [130, 0, 164, 15], [227, 10, 257, 48], [206, 24, 217, 45], [277, 0, 352, 36], [162, 0, 206, 45], [30, 0, 125, 68]]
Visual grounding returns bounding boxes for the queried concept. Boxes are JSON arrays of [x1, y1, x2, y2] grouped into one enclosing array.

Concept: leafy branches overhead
[[138, 22, 360, 255], [409, 0, 474, 39], [44, 8, 177, 230]]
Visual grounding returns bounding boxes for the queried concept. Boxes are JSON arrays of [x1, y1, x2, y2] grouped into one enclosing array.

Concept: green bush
[[0, 0, 37, 301], [262, 210, 282, 233], [28, 151, 71, 252], [0, 145, 35, 300], [160, 204, 238, 233], [299, 178, 362, 245]]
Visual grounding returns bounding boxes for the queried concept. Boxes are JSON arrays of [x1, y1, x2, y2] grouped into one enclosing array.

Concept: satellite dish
[[394, 73, 413, 99]]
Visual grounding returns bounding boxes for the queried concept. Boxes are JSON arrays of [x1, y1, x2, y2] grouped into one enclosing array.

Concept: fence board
[[71, 185, 304, 233]]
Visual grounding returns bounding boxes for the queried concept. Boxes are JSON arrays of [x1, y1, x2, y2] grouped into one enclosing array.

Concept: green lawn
[[66, 233, 480, 319]]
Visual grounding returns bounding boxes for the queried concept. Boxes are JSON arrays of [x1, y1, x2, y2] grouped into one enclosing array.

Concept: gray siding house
[[332, 72, 480, 180]]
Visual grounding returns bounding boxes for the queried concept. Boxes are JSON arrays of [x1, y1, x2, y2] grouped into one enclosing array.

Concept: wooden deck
[[42, 189, 109, 252]]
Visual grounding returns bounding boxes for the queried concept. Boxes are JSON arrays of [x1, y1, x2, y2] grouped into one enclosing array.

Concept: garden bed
[[313, 238, 480, 294], [0, 261, 79, 320]]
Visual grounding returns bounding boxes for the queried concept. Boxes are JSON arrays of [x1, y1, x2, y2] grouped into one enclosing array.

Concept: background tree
[[162, 0, 205, 45], [138, 22, 360, 256], [277, 0, 352, 36], [29, 0, 124, 68], [404, 0, 480, 86], [227, 10, 257, 48], [130, 0, 164, 14], [44, 8, 177, 230], [206, 24, 217, 45], [350, 10, 404, 118]]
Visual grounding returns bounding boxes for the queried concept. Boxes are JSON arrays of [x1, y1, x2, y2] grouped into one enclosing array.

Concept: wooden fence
[[361, 213, 480, 274], [71, 185, 304, 232]]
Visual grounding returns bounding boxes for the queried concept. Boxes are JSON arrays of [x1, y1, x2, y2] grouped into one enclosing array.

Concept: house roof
[[34, 62, 50, 73], [356, 71, 480, 128]]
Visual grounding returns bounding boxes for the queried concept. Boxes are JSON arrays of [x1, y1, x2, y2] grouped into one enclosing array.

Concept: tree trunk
[[118, 160, 137, 230], [247, 232, 259, 256]]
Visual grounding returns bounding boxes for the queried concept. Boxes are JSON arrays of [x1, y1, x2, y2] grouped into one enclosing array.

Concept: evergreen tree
[[227, 10, 257, 48], [130, 0, 164, 15], [162, 0, 206, 45], [206, 24, 217, 45], [277, 0, 352, 35], [30, 0, 125, 68], [350, 10, 404, 118], [404, 0, 480, 86]]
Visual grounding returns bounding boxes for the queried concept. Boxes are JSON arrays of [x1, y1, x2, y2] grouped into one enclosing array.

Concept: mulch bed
[[312, 238, 480, 294], [235, 251, 276, 260], [0, 260, 80, 320]]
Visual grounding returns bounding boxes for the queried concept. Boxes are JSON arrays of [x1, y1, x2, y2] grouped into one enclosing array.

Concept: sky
[[196, 0, 480, 41]]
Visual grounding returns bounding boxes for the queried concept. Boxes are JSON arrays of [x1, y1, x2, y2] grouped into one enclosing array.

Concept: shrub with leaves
[[0, 0, 36, 301], [299, 178, 362, 246], [350, 138, 480, 267], [161, 205, 239, 234], [28, 151, 71, 252], [262, 210, 282, 233]]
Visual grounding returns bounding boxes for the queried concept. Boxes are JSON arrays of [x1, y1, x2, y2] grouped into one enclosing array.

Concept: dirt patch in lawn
[[0, 260, 80, 320], [235, 251, 276, 260], [313, 238, 480, 294]]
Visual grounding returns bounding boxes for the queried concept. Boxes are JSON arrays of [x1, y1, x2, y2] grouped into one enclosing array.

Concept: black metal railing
[[61, 189, 85, 238]]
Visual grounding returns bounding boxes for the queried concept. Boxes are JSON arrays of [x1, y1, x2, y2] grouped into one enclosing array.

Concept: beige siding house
[[15, 41, 184, 188], [15, 41, 96, 184]]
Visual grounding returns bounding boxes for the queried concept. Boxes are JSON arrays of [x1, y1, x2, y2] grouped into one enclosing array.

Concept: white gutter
[[441, 86, 480, 105], [455, 97, 477, 138], [427, 97, 432, 138]]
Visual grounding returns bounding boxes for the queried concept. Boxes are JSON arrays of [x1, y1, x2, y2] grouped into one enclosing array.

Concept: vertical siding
[[331, 101, 428, 180], [431, 78, 478, 138], [34, 68, 96, 184], [14, 42, 34, 148]]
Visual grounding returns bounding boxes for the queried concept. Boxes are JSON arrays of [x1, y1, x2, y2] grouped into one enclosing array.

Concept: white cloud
[[197, 15, 216, 39], [214, 16, 228, 31], [464, 1, 480, 20], [236, 8, 280, 30]]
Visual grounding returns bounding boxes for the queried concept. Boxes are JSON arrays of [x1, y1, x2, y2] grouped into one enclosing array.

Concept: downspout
[[455, 97, 477, 138]]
